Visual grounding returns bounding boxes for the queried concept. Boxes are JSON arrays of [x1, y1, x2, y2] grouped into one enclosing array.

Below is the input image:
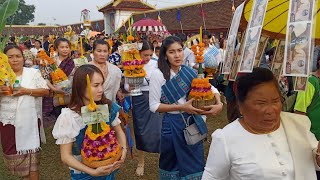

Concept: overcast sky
[[24, 0, 204, 25]]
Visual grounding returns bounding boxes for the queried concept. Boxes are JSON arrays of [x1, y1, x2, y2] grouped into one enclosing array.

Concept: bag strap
[[179, 112, 192, 127], [175, 103, 192, 127]]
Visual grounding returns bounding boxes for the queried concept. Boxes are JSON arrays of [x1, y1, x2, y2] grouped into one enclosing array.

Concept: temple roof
[[98, 0, 155, 12], [118, 0, 245, 33]]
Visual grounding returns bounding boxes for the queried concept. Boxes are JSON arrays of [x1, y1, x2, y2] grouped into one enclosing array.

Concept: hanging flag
[[200, 4, 207, 30], [177, 9, 181, 22], [158, 12, 162, 23], [200, 4, 205, 18]]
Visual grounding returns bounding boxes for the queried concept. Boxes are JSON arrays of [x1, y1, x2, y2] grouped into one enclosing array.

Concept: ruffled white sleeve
[[52, 108, 84, 145], [202, 129, 231, 180], [111, 112, 121, 127]]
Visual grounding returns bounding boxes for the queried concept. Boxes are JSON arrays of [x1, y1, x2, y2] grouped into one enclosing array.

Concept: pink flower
[[85, 149, 92, 158], [97, 152, 105, 159]]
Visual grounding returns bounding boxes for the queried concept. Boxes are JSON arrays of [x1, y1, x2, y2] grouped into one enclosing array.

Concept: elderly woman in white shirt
[[0, 45, 49, 179], [202, 67, 320, 180], [149, 36, 223, 179], [89, 40, 122, 102]]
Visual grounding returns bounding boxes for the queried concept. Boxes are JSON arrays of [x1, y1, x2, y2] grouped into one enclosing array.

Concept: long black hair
[[140, 40, 154, 53], [111, 40, 122, 54], [158, 36, 183, 81]]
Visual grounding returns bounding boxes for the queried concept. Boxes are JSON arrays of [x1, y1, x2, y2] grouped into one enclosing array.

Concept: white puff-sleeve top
[[52, 108, 121, 145]]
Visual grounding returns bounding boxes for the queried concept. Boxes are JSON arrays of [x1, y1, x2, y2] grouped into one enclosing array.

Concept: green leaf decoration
[[0, 0, 19, 52], [0, 0, 19, 33]]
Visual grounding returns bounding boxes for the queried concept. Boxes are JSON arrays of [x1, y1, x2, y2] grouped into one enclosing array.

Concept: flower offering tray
[[192, 99, 216, 110], [82, 148, 122, 168]]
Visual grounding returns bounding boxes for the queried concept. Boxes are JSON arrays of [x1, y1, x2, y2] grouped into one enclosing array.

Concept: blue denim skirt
[[159, 113, 204, 180]]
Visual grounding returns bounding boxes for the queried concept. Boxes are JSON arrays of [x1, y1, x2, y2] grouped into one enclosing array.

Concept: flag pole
[[180, 21, 184, 34]]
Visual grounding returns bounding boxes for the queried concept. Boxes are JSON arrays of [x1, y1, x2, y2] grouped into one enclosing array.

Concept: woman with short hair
[[202, 67, 320, 180]]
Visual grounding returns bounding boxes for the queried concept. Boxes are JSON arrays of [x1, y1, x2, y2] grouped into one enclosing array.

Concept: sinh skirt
[[132, 91, 162, 153], [0, 123, 40, 177]]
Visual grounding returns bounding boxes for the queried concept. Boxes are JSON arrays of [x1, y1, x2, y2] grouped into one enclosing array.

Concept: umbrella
[[89, 31, 101, 37], [132, 18, 169, 33], [242, 0, 320, 44]]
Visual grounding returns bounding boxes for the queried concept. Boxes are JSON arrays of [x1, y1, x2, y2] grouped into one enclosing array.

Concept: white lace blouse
[[0, 68, 48, 125], [52, 108, 121, 145]]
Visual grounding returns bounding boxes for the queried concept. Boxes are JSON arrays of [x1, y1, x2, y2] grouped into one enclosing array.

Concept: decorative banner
[[253, 36, 269, 68], [222, 2, 245, 74], [239, 0, 268, 73], [239, 27, 262, 71], [283, 0, 315, 77], [294, 76, 308, 91], [229, 31, 246, 81], [271, 40, 286, 80]]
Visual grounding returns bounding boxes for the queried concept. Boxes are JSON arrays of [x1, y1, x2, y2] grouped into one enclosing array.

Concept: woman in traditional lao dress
[[149, 36, 223, 179], [0, 45, 49, 179]]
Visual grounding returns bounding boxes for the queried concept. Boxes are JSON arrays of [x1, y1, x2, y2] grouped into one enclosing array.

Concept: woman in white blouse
[[149, 36, 223, 179], [202, 67, 320, 180], [0, 45, 49, 179], [89, 40, 122, 102], [52, 64, 127, 179], [125, 41, 162, 177]]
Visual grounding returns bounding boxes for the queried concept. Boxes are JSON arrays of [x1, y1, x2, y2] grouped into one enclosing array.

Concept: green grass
[[0, 107, 228, 180]]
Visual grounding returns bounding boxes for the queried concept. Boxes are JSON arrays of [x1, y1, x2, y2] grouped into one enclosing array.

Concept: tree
[[0, 0, 35, 25], [37, 23, 46, 26]]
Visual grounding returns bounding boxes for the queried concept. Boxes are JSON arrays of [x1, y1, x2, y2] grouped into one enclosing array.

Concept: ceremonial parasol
[[89, 31, 101, 37], [132, 18, 169, 34], [242, 0, 320, 44]]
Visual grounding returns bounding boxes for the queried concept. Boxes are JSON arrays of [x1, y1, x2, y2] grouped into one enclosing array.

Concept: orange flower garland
[[37, 50, 68, 84], [121, 45, 146, 78], [188, 77, 214, 101], [192, 42, 205, 64]]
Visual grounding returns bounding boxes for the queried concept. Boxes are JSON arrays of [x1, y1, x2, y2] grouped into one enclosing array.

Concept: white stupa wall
[[103, 10, 135, 35]]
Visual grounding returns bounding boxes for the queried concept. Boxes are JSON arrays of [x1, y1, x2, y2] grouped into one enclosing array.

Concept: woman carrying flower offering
[[201, 31, 222, 78], [124, 41, 162, 177], [149, 36, 223, 179], [42, 38, 75, 121], [89, 40, 122, 102], [0, 45, 49, 180], [52, 64, 127, 179]]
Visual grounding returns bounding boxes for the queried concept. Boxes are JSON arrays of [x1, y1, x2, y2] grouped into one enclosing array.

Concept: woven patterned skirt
[[0, 123, 41, 177]]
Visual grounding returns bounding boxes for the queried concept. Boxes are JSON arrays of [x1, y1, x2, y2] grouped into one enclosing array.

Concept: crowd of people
[[0, 29, 320, 180]]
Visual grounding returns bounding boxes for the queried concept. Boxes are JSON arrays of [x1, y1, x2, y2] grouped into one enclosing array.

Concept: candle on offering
[[86, 74, 97, 111], [80, 36, 84, 58], [200, 26, 202, 43]]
